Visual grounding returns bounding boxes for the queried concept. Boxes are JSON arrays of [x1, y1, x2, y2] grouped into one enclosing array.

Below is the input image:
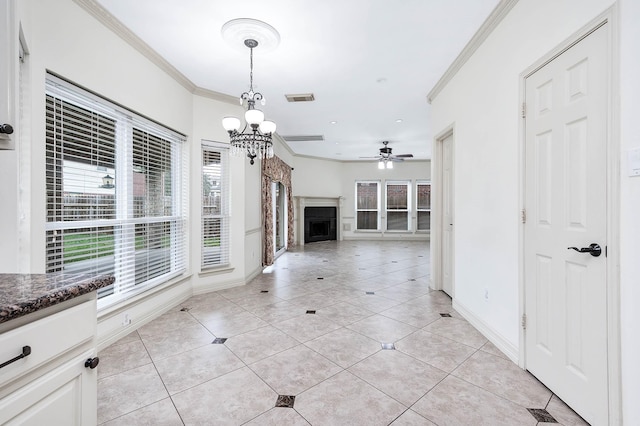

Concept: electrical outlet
[[484, 288, 489, 302], [122, 312, 131, 327]]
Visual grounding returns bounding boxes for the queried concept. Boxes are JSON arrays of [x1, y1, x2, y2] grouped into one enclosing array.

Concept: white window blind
[[416, 181, 431, 231], [45, 75, 187, 309], [355, 181, 380, 230], [201, 141, 230, 269], [386, 181, 411, 231]]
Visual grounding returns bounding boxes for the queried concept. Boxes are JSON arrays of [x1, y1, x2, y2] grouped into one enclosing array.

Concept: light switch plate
[[628, 147, 640, 177]]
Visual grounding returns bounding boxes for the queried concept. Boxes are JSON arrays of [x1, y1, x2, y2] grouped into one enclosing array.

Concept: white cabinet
[[0, 300, 98, 426], [0, 350, 97, 425]]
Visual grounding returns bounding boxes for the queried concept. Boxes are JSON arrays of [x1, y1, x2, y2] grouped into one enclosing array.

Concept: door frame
[[431, 125, 455, 296], [518, 6, 621, 424], [272, 181, 288, 260]]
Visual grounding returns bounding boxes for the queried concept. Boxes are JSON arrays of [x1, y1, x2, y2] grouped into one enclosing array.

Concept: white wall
[[2, 0, 266, 347], [190, 95, 262, 294], [292, 156, 344, 197], [430, 0, 638, 422], [431, 0, 616, 351], [618, 0, 640, 423], [19, 0, 194, 272], [340, 160, 431, 240], [290, 156, 430, 242]]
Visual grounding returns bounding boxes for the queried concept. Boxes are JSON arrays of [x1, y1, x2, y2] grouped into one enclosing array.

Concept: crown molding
[[427, 0, 519, 104], [73, 0, 237, 105], [273, 133, 298, 159], [192, 87, 239, 105]]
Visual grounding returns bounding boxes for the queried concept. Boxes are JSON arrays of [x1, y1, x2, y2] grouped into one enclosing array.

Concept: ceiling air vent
[[285, 93, 315, 102], [282, 135, 324, 142]]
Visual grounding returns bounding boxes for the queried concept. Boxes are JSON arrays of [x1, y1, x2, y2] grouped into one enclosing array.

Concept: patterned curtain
[[261, 155, 294, 266]]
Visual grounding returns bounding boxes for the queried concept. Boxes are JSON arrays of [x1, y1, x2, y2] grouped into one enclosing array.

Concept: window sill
[[199, 265, 235, 278]]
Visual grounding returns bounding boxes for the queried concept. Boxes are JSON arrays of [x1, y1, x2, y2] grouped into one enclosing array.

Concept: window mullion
[[114, 117, 134, 296]]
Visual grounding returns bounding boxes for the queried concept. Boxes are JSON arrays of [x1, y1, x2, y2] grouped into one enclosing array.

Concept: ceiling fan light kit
[[378, 160, 394, 169], [221, 19, 280, 165]]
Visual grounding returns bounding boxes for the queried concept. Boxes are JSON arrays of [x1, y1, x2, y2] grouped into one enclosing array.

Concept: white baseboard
[[452, 299, 519, 363], [97, 265, 266, 351], [96, 279, 191, 351], [192, 277, 245, 295]]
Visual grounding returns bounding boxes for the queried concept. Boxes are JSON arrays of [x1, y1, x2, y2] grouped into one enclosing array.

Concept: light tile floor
[[97, 241, 589, 426]]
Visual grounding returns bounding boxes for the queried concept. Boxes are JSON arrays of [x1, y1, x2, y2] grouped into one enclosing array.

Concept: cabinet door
[[0, 350, 97, 426]]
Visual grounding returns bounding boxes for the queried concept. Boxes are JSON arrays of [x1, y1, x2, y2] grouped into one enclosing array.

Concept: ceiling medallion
[[221, 18, 280, 53]]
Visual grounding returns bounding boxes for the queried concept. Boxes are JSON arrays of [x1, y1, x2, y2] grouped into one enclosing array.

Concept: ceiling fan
[[360, 141, 414, 163]]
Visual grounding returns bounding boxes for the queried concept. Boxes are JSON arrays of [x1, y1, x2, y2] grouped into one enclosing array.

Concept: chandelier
[[222, 38, 276, 165]]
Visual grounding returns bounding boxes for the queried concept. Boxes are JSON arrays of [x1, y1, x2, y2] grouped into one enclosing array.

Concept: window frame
[[385, 180, 411, 231], [45, 74, 187, 310], [416, 180, 432, 232], [355, 180, 381, 231], [201, 140, 230, 270]]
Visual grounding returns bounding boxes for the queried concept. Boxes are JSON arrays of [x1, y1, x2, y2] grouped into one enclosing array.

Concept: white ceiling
[[95, 0, 499, 161]]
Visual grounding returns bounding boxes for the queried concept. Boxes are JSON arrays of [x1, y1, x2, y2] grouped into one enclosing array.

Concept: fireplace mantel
[[294, 196, 344, 245]]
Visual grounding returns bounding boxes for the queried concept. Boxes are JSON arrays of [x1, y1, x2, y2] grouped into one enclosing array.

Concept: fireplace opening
[[304, 207, 337, 243], [310, 221, 330, 238]]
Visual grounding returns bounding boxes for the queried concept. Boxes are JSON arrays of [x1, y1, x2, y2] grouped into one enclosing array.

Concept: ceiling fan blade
[[359, 156, 381, 159], [393, 154, 414, 158], [390, 157, 405, 162]]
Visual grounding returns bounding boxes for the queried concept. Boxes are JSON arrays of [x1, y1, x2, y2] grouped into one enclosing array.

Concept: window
[[416, 181, 431, 231], [355, 181, 380, 230], [201, 141, 229, 269], [45, 75, 187, 308], [385, 181, 411, 231]]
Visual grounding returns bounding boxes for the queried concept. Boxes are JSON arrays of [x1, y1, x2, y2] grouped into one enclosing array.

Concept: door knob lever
[[567, 243, 602, 257], [0, 124, 13, 135]]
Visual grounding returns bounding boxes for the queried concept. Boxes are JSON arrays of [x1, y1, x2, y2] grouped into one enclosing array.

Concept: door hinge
[[521, 209, 526, 224], [521, 314, 527, 330], [521, 102, 526, 119]]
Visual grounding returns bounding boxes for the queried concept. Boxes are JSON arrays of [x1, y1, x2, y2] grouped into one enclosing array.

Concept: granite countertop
[[0, 273, 115, 324]]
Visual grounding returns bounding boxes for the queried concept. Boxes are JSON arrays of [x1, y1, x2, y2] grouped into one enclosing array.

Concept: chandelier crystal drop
[[222, 38, 276, 165]]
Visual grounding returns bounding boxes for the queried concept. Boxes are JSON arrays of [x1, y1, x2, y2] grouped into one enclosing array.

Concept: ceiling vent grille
[[282, 135, 324, 142], [285, 93, 315, 102]]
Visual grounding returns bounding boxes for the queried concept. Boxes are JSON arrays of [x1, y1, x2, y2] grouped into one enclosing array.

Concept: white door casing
[[433, 130, 454, 296], [441, 133, 454, 297], [524, 23, 608, 426]]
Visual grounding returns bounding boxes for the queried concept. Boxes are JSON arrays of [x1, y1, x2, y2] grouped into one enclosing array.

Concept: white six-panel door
[[524, 24, 608, 425]]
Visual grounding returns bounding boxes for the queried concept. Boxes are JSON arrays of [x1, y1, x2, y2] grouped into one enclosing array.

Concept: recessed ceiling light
[[395, 119, 403, 123], [330, 121, 337, 124]]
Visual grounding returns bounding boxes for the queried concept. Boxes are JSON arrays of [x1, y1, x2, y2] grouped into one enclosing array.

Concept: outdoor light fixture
[[221, 38, 276, 165], [100, 174, 115, 189]]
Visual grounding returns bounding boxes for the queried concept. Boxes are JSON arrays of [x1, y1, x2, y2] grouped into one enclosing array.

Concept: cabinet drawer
[[0, 300, 95, 387]]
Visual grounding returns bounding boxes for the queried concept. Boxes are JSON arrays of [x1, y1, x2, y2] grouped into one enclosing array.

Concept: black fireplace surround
[[304, 207, 337, 243]]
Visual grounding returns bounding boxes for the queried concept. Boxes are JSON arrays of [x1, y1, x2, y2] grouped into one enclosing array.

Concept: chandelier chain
[[249, 46, 254, 93]]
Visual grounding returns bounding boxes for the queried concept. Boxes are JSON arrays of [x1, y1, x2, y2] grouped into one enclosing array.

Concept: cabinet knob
[[84, 357, 100, 369], [0, 124, 13, 135]]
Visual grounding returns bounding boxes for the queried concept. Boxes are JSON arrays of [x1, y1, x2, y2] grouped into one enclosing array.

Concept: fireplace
[[304, 207, 337, 243]]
